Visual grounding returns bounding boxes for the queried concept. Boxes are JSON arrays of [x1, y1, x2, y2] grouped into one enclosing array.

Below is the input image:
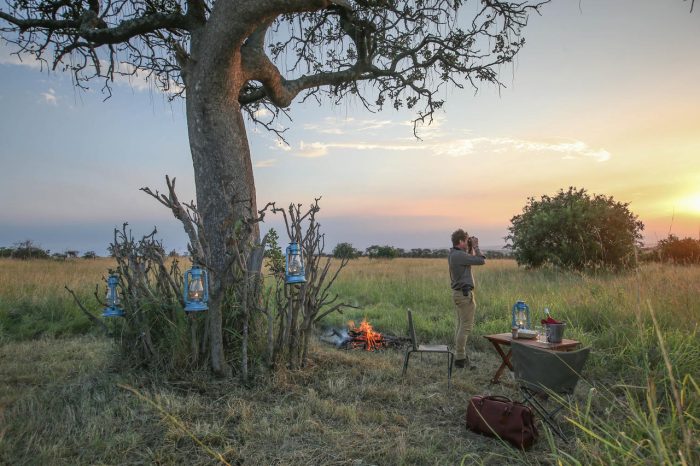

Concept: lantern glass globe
[[188, 277, 204, 301], [288, 255, 302, 274]]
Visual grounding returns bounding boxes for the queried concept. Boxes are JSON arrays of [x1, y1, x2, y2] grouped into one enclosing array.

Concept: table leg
[[489, 341, 513, 384]]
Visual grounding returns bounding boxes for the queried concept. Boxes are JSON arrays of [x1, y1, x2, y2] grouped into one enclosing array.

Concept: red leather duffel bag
[[466, 395, 539, 449]]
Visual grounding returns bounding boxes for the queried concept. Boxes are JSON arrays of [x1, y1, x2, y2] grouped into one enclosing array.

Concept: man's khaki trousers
[[452, 289, 476, 361]]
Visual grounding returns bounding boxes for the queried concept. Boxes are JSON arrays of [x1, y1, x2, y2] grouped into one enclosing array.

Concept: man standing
[[448, 229, 486, 369]]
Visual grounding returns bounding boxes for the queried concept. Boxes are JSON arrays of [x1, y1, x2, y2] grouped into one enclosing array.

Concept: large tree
[[506, 187, 645, 271], [1, 0, 546, 376]]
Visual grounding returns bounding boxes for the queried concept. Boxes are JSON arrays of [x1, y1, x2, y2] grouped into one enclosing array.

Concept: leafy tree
[[0, 0, 546, 376], [332, 242, 360, 259], [657, 235, 700, 264], [12, 240, 50, 260], [366, 244, 399, 259], [82, 250, 97, 259], [506, 187, 644, 271]]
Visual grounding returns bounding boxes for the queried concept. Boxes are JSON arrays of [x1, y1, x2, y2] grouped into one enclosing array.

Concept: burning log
[[321, 319, 410, 351]]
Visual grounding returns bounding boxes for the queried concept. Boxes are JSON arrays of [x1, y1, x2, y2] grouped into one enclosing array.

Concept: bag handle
[[483, 395, 513, 403]]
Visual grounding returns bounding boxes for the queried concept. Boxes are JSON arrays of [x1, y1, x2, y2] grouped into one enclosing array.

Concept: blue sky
[[1, 0, 699, 255]]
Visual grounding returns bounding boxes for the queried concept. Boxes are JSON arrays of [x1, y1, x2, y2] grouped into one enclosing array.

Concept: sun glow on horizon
[[679, 193, 700, 215]]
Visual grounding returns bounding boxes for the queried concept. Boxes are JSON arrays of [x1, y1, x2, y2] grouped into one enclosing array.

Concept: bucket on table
[[547, 322, 566, 343]]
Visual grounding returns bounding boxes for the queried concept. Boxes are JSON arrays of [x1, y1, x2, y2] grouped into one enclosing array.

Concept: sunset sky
[[0, 0, 698, 255]]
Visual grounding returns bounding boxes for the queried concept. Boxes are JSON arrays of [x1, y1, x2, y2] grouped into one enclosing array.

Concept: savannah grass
[[0, 257, 698, 464], [0, 258, 116, 341]]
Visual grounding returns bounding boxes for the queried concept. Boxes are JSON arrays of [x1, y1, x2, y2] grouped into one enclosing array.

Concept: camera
[[467, 236, 477, 252]]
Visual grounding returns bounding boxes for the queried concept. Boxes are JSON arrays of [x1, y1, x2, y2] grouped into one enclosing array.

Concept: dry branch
[[65, 285, 109, 334]]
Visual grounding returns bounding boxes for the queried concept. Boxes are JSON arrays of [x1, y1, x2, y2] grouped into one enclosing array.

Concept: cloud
[[40, 88, 58, 105], [303, 117, 405, 136], [297, 141, 329, 158], [483, 137, 611, 162], [295, 113, 609, 162], [434, 139, 475, 157], [254, 159, 277, 168], [270, 138, 292, 152], [294, 139, 423, 158], [253, 108, 273, 119], [112, 61, 184, 95], [289, 133, 611, 162]]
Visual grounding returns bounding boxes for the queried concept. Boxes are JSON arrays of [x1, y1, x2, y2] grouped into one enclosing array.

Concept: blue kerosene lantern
[[184, 265, 209, 312], [511, 300, 531, 329], [102, 274, 125, 317], [285, 242, 306, 284]]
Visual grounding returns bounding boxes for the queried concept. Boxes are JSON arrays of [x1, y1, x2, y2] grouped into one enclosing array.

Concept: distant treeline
[[332, 243, 512, 260], [0, 241, 98, 260], [638, 235, 700, 264], [334, 236, 700, 264], [0, 240, 190, 260], [3, 235, 699, 264]]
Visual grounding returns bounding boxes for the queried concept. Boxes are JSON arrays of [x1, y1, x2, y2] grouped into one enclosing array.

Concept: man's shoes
[[455, 358, 477, 370]]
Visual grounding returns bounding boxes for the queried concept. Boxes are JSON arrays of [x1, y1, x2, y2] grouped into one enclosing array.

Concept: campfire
[[322, 318, 408, 351], [347, 319, 384, 351]]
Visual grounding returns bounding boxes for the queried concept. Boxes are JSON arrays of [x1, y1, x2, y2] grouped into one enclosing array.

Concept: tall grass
[[0, 258, 116, 341], [561, 302, 699, 464], [0, 257, 698, 464], [328, 258, 699, 384]]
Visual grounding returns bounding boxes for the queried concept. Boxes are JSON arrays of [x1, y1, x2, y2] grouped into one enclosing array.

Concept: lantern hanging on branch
[[184, 265, 209, 312], [285, 242, 306, 284], [102, 274, 125, 318]]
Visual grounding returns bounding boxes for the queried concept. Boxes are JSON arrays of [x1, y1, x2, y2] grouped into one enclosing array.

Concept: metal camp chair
[[402, 309, 454, 387], [511, 342, 590, 440]]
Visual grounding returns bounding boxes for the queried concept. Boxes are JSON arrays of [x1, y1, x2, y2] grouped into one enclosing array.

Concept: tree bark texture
[[185, 26, 259, 376]]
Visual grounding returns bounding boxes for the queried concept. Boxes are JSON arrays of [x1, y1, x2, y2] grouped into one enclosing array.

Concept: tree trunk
[[185, 44, 258, 377]]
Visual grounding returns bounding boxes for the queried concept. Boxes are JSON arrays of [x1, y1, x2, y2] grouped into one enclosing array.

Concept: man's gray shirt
[[448, 247, 486, 291]]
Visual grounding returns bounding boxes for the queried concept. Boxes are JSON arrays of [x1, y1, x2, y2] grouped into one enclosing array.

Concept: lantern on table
[[511, 300, 530, 329], [184, 265, 209, 312], [102, 274, 125, 318], [285, 242, 306, 284]]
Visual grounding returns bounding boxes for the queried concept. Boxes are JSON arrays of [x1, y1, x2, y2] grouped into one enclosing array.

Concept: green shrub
[[366, 245, 399, 259], [333, 242, 361, 259], [658, 234, 700, 264], [506, 187, 644, 271]]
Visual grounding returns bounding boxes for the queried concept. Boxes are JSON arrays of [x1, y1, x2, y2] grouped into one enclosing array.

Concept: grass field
[[0, 257, 698, 464]]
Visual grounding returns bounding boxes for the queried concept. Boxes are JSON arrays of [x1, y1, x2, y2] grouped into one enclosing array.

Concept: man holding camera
[[448, 229, 486, 369]]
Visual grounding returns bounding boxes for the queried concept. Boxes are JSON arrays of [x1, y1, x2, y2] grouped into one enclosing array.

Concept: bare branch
[[141, 175, 206, 263], [315, 302, 359, 322], [65, 285, 109, 334], [240, 0, 549, 133]]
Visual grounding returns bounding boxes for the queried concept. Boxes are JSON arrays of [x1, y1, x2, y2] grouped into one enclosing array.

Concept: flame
[[348, 318, 384, 351]]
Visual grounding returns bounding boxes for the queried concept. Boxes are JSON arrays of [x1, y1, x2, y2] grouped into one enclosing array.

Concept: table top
[[484, 332, 580, 351]]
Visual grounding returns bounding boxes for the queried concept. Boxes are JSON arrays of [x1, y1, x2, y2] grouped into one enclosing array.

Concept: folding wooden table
[[483, 333, 581, 384]]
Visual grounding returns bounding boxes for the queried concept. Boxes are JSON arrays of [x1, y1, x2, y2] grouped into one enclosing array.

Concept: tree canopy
[[657, 235, 700, 264], [506, 187, 644, 271], [1, 0, 549, 377], [332, 242, 361, 259], [1, 0, 547, 129]]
